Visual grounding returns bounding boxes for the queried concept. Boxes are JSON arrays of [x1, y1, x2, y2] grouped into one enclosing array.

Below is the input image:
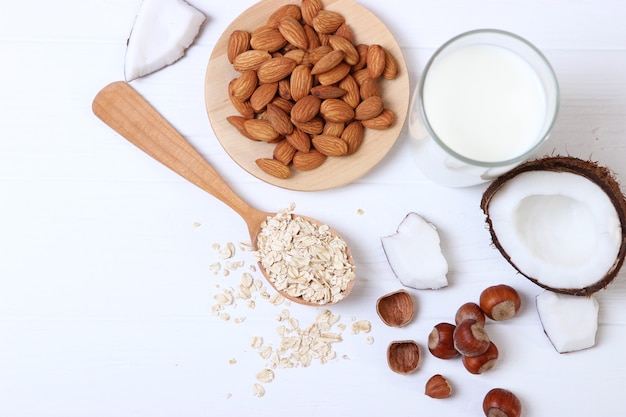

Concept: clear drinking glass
[[409, 29, 559, 187]]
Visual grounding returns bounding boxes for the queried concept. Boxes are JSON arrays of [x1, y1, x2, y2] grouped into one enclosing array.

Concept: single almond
[[338, 75, 361, 108], [317, 62, 351, 85], [250, 82, 278, 112], [228, 81, 255, 119], [272, 139, 297, 165], [293, 149, 327, 171], [266, 103, 294, 135], [290, 94, 321, 123], [266, 4, 301, 28], [360, 77, 381, 100], [250, 26, 287, 52], [362, 108, 394, 130], [270, 96, 294, 114], [278, 16, 308, 50], [292, 117, 324, 135], [308, 45, 333, 64], [383, 47, 399, 80], [227, 30, 250, 64], [425, 374, 452, 399], [278, 78, 291, 100], [255, 158, 291, 179], [227, 115, 257, 141], [353, 43, 369, 71], [352, 68, 371, 86], [320, 98, 355, 123], [334, 23, 353, 43], [311, 85, 347, 99], [283, 49, 307, 64], [233, 49, 271, 72], [286, 128, 312, 152], [301, 0, 323, 27], [367, 44, 386, 78], [355, 95, 384, 120], [244, 119, 280, 142], [257, 57, 297, 84], [328, 35, 360, 65], [312, 135, 348, 156], [341, 120, 364, 154], [229, 69, 258, 102], [310, 49, 345, 75], [290, 64, 313, 102], [323, 121, 345, 137], [312, 10, 345, 34]]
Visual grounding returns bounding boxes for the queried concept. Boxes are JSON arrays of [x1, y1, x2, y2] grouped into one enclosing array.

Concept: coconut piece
[[481, 156, 626, 296], [124, 0, 206, 81], [381, 212, 448, 290], [536, 290, 599, 353]]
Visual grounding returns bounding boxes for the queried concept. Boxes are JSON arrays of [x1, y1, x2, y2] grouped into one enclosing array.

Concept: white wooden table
[[1, 1, 625, 416]]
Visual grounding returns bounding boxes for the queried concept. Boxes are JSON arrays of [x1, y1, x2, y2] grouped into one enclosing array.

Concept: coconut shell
[[481, 156, 626, 296]]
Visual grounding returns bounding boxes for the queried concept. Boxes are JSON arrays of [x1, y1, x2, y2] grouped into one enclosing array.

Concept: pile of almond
[[225, 0, 399, 179]]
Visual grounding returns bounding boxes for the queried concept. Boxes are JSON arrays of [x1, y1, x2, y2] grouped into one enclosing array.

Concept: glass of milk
[[409, 29, 559, 187]]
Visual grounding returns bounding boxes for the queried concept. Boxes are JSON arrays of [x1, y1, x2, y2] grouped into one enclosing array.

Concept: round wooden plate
[[205, 0, 409, 191]]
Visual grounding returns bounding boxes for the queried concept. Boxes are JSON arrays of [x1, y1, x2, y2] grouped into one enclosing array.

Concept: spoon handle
[[92, 81, 261, 226]]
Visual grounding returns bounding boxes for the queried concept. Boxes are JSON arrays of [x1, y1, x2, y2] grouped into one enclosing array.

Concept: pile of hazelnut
[[377, 284, 523, 417]]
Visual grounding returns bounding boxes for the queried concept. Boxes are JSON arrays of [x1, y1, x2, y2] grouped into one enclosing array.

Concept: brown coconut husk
[[481, 156, 626, 296]]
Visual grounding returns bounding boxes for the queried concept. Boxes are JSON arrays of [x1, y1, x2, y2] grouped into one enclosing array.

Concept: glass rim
[[416, 28, 560, 168]]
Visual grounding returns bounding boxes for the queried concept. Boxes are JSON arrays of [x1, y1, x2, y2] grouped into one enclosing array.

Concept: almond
[[312, 135, 348, 156], [278, 16, 308, 50], [244, 119, 280, 142], [355, 95, 384, 120], [341, 120, 364, 154], [301, 0, 323, 27], [257, 57, 297, 83], [233, 49, 271, 72], [270, 96, 294, 114], [335, 23, 353, 43], [229, 69, 258, 101], [323, 121, 345, 137], [360, 77, 381, 100], [227, 30, 250, 64], [293, 149, 327, 171], [352, 68, 370, 86], [338, 74, 360, 108], [308, 45, 333, 64], [272, 139, 297, 165], [250, 27, 287, 52], [227, 115, 257, 141], [361, 108, 395, 130], [311, 85, 347, 99], [353, 43, 369, 71], [320, 98, 355, 123], [317, 62, 351, 85], [266, 103, 294, 135], [425, 374, 452, 399], [328, 35, 359, 65], [303, 25, 321, 50], [290, 94, 321, 123], [255, 158, 291, 179], [250, 82, 278, 112], [367, 44, 386, 78], [290, 64, 313, 102], [283, 49, 307, 64], [310, 49, 345, 75], [228, 81, 255, 119], [278, 78, 291, 100], [383, 47, 399, 80], [266, 4, 301, 29], [292, 117, 324, 135], [286, 128, 312, 152], [312, 10, 345, 34]]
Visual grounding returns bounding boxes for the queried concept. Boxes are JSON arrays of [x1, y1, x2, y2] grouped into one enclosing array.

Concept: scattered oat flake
[[228, 358, 237, 365], [365, 336, 375, 345], [256, 369, 275, 383], [251, 336, 263, 349], [253, 383, 265, 397], [357, 208, 364, 215], [351, 320, 372, 334]]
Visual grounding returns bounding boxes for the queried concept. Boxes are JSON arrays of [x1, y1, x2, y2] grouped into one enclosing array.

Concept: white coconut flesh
[[486, 170, 622, 291], [536, 290, 599, 353], [381, 212, 449, 290], [124, 0, 206, 81]]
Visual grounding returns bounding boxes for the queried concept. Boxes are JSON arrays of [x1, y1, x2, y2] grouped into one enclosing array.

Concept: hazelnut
[[462, 341, 499, 374], [483, 388, 522, 417], [387, 340, 421, 374], [425, 374, 452, 399], [479, 284, 521, 321], [376, 289, 415, 327], [427, 322, 458, 359], [455, 302, 486, 326], [453, 319, 490, 357]]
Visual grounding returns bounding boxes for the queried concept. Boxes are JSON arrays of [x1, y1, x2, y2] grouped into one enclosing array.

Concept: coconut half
[[481, 156, 626, 296], [124, 0, 206, 81]]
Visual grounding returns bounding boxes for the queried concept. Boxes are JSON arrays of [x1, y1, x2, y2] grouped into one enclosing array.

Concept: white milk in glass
[[422, 44, 547, 163]]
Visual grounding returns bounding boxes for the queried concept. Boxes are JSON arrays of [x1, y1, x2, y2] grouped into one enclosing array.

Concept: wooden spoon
[[92, 81, 355, 306]]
